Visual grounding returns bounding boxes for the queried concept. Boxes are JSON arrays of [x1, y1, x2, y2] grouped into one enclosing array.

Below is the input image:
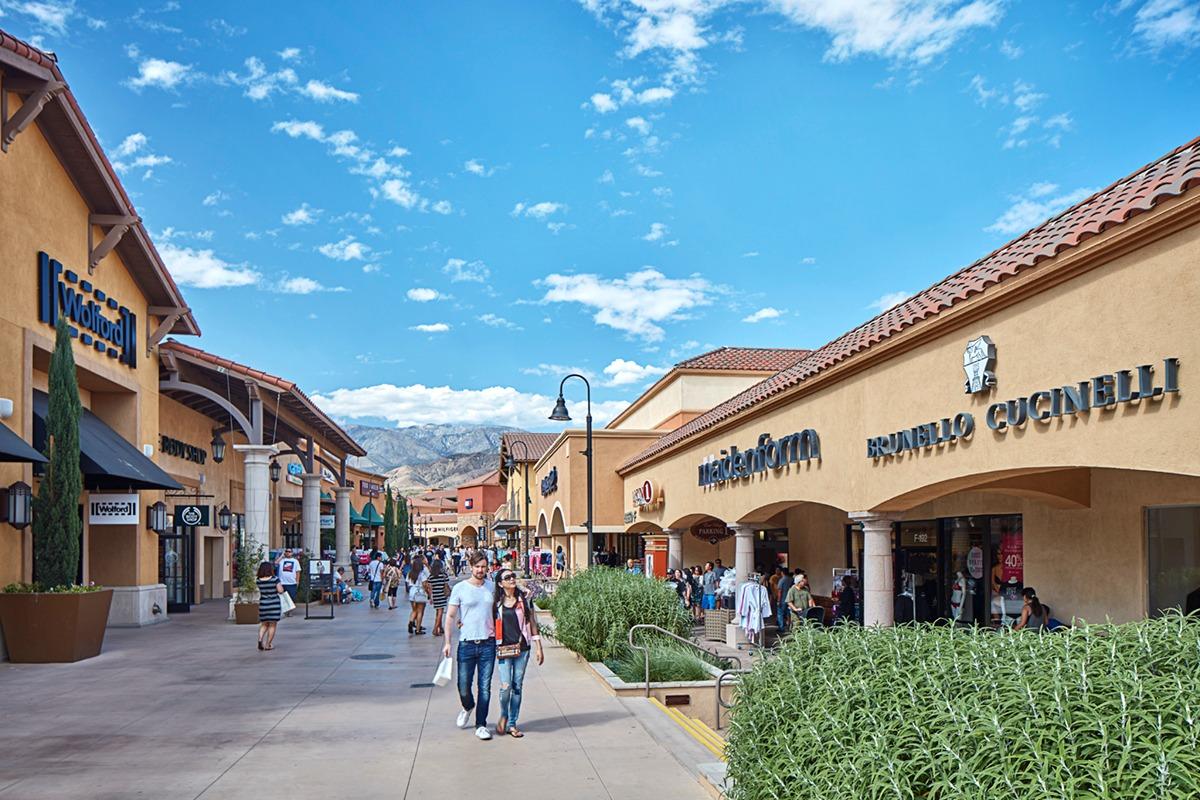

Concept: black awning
[[0, 421, 47, 463], [32, 391, 181, 491]]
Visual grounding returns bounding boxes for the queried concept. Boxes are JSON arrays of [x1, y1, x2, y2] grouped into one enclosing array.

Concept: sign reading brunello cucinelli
[[698, 430, 820, 487]]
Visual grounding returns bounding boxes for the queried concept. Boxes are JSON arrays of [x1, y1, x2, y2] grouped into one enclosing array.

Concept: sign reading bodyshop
[[89, 493, 139, 525], [38, 252, 137, 368]]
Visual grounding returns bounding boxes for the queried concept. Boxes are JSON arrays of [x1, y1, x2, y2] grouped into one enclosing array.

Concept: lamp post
[[506, 439, 532, 578], [210, 430, 227, 464], [549, 374, 594, 567]]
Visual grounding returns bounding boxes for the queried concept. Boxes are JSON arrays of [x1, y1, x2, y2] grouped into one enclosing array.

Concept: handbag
[[432, 656, 453, 687], [494, 608, 524, 659], [279, 590, 296, 614]]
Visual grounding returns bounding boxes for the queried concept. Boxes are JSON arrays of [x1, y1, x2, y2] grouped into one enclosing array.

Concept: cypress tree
[[398, 496, 409, 550], [383, 491, 396, 554], [34, 316, 82, 589]]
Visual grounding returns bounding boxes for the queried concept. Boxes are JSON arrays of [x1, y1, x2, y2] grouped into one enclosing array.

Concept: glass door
[[895, 521, 942, 622], [159, 528, 194, 613], [943, 517, 987, 626]]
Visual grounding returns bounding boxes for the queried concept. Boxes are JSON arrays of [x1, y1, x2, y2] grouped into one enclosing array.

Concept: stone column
[[730, 524, 756, 595], [234, 444, 277, 557], [334, 485, 351, 570], [666, 528, 683, 572], [301, 473, 321, 557], [851, 512, 896, 627]]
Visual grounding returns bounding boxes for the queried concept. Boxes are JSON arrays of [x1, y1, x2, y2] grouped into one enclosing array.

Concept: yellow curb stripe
[[649, 697, 726, 761]]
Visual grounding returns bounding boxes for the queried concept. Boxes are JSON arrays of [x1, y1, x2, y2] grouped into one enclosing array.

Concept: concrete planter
[[233, 603, 259, 624], [0, 589, 113, 663], [582, 658, 728, 729]]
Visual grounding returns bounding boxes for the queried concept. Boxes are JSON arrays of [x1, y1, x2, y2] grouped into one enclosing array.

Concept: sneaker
[[456, 709, 471, 729], [475, 726, 492, 740]]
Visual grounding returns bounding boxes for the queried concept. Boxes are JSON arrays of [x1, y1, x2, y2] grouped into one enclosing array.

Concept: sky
[[4, 0, 1199, 432]]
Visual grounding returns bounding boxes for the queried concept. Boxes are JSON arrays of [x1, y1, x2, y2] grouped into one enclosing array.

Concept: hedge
[[726, 614, 1200, 799]]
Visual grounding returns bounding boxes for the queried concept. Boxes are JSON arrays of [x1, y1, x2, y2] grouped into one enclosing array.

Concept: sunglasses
[[500, 573, 517, 581]]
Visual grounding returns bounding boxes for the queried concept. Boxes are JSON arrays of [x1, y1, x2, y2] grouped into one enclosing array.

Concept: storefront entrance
[[159, 527, 194, 613], [894, 515, 1024, 626]]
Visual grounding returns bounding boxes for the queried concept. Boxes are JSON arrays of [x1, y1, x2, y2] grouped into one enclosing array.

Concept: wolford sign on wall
[[698, 430, 820, 487], [37, 252, 137, 368]]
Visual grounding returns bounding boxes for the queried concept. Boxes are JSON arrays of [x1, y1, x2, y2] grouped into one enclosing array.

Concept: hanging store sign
[[692, 522, 733, 545], [632, 479, 663, 508], [287, 463, 303, 476], [37, 252, 137, 368], [160, 434, 206, 464], [867, 357, 1181, 459], [319, 514, 335, 529], [540, 466, 558, 496], [321, 466, 336, 484], [174, 504, 210, 527], [89, 493, 139, 525], [697, 430, 820, 487], [360, 480, 382, 497]]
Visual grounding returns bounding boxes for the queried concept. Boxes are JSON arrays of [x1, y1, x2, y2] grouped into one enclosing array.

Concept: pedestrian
[[833, 574, 857, 624], [701, 562, 718, 615], [275, 547, 300, 617], [443, 551, 497, 740], [776, 568, 794, 632], [493, 568, 544, 738], [408, 554, 431, 634], [366, 552, 385, 608], [382, 558, 402, 610], [256, 561, 285, 650], [713, 558, 727, 580], [673, 568, 690, 609], [786, 571, 815, 623], [555, 545, 565, 577], [428, 558, 451, 636], [451, 548, 463, 577], [1014, 587, 1049, 631]]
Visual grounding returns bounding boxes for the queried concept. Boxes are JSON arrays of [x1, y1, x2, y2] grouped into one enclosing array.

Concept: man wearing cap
[[276, 548, 301, 617]]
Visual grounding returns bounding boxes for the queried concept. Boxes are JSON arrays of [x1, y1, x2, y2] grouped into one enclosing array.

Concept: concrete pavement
[[0, 593, 710, 800]]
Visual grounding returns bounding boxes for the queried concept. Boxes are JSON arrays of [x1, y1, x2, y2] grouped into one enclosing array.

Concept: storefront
[[616, 136, 1200, 626]]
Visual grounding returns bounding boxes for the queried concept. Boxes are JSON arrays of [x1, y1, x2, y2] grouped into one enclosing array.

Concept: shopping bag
[[432, 656, 453, 687], [279, 591, 296, 614]]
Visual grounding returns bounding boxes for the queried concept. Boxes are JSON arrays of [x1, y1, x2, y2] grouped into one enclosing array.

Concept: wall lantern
[[210, 430, 227, 464], [269, 458, 281, 483], [217, 504, 232, 532], [4, 481, 32, 529], [147, 500, 168, 534]]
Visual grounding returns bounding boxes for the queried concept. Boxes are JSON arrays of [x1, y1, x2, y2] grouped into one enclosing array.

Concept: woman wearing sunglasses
[[493, 570, 544, 738]]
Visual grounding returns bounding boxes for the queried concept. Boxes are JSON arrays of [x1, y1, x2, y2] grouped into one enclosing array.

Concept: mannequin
[[950, 571, 965, 622]]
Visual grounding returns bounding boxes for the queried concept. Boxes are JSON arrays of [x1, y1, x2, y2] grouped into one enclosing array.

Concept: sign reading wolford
[[89, 493, 139, 525], [698, 430, 820, 487], [38, 252, 137, 368]]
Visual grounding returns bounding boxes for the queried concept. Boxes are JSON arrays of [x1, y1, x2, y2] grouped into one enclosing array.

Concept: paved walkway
[[0, 592, 710, 800]]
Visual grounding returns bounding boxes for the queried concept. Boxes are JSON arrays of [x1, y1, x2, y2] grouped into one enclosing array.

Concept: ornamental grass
[[726, 614, 1200, 800]]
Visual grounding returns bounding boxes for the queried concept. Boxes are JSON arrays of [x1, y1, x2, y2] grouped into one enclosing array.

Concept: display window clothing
[[737, 580, 772, 637]]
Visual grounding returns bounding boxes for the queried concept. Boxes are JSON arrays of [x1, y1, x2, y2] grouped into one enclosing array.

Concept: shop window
[[1147, 506, 1200, 617], [990, 515, 1023, 626]]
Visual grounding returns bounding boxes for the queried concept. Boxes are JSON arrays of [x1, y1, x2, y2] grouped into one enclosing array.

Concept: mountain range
[[346, 423, 521, 493]]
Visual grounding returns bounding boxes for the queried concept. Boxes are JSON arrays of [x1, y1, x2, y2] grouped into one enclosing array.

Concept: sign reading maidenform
[[698, 431, 820, 488], [89, 493, 139, 525], [37, 252, 137, 368], [541, 466, 558, 497]]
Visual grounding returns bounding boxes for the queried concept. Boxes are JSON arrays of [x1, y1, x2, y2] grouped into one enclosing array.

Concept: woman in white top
[[407, 553, 431, 635]]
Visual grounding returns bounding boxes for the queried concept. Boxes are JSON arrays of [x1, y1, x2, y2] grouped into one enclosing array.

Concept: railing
[[715, 669, 743, 730], [627, 624, 743, 698]]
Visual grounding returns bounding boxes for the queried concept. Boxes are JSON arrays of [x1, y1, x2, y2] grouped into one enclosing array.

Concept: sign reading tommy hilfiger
[[37, 252, 137, 368], [697, 431, 820, 487], [867, 357, 1180, 459]]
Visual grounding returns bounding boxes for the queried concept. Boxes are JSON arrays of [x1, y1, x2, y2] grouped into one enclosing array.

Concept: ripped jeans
[[496, 649, 530, 727]]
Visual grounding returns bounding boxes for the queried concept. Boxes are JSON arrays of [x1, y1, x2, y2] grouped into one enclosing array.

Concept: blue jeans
[[777, 601, 789, 632], [457, 639, 496, 728], [497, 649, 530, 727], [369, 580, 382, 607]]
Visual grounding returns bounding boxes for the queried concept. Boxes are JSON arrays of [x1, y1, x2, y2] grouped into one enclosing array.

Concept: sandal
[[509, 727, 523, 738], [258, 639, 264, 650], [265, 645, 274, 650], [497, 718, 507, 735]]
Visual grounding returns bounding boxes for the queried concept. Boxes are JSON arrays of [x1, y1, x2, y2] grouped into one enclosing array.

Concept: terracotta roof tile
[[621, 135, 1200, 472], [501, 432, 558, 461], [675, 347, 811, 372]]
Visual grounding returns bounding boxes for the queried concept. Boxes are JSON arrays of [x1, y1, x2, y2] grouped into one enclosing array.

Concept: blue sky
[[5, 0, 1199, 432]]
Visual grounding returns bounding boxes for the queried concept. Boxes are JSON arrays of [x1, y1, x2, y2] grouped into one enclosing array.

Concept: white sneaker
[[475, 726, 492, 740], [456, 709, 471, 729]]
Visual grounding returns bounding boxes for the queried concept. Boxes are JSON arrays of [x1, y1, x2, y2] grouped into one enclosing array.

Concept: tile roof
[[501, 432, 559, 462], [674, 347, 811, 372], [621, 135, 1200, 473], [458, 468, 501, 488]]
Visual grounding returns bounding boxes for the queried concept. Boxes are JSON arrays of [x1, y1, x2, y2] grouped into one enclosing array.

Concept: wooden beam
[[147, 310, 184, 355], [1, 79, 66, 152], [88, 214, 138, 273]]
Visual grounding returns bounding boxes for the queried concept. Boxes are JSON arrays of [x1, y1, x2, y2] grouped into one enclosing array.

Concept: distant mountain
[[385, 452, 500, 494], [346, 422, 522, 473]]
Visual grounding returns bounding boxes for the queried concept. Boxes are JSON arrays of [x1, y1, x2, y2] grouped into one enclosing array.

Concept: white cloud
[[1130, 0, 1200, 49], [603, 358, 668, 387], [318, 236, 371, 261], [637, 86, 675, 104], [626, 10, 709, 58], [5, 0, 76, 33], [443, 257, 490, 283], [312, 383, 628, 429], [127, 57, 193, 90], [521, 363, 594, 379], [282, 202, 322, 226], [407, 287, 441, 302], [202, 190, 227, 207], [743, 307, 782, 323], [276, 276, 346, 294], [635, 163, 662, 177], [625, 116, 652, 136], [599, 169, 615, 184], [272, 119, 326, 141], [591, 92, 619, 113], [1000, 39, 1023, 58], [431, 200, 454, 215], [800, 256, 817, 265], [480, 313, 521, 330], [113, 133, 148, 158], [512, 201, 567, 220], [464, 158, 496, 177], [1012, 80, 1045, 112], [868, 290, 912, 313], [158, 242, 260, 289], [410, 323, 451, 333], [299, 79, 359, 103], [546, 222, 572, 235], [278, 47, 302, 61], [643, 222, 669, 242], [110, 132, 172, 174], [742, 251, 760, 258], [986, 184, 1097, 236], [539, 268, 713, 341]]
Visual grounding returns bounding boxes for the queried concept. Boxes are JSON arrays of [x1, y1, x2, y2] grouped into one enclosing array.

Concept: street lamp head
[[210, 430, 226, 464], [505, 455, 517, 474], [217, 504, 232, 532], [269, 458, 281, 483], [549, 394, 571, 422]]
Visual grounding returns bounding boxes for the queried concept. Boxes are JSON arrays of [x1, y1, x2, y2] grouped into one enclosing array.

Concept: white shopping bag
[[433, 656, 453, 687], [279, 591, 296, 614]]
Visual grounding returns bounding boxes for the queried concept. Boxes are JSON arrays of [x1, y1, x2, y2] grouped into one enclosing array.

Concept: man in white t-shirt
[[443, 551, 496, 740], [366, 552, 385, 609], [276, 549, 300, 617]]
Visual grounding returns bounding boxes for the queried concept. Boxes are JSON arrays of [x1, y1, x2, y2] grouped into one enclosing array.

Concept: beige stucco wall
[[611, 372, 772, 431]]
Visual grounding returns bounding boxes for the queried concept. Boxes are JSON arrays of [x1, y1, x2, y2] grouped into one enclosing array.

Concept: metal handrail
[[714, 669, 745, 730], [627, 624, 743, 698]]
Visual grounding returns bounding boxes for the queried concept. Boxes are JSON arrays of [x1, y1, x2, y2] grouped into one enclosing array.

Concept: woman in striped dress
[[257, 561, 285, 650], [427, 558, 451, 637]]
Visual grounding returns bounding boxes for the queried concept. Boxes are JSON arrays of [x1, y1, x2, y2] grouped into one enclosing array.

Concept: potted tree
[[0, 317, 111, 662], [232, 537, 263, 624]]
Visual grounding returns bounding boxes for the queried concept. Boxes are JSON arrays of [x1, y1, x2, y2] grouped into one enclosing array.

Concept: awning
[[349, 503, 367, 525], [320, 491, 333, 502], [492, 519, 520, 531], [361, 501, 384, 526], [33, 390, 181, 491], [0, 421, 47, 463]]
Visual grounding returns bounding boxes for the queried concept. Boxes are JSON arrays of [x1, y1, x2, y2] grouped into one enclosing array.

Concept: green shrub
[[726, 614, 1200, 800], [609, 641, 714, 683], [551, 567, 690, 662], [533, 592, 554, 611], [2, 582, 104, 594]]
